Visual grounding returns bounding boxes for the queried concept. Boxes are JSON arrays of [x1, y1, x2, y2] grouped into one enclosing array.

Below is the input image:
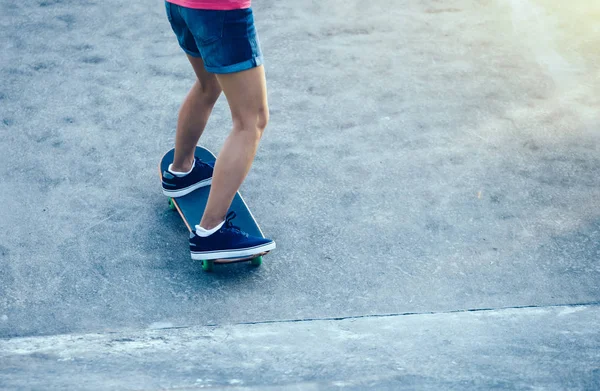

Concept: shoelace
[[195, 157, 207, 167], [195, 157, 215, 171], [222, 211, 248, 237]]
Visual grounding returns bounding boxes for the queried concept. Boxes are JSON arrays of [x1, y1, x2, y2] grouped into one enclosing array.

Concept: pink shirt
[[166, 0, 251, 10]]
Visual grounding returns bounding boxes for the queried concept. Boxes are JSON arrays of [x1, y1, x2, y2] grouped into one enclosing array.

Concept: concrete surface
[[0, 0, 599, 388], [2, 305, 599, 390]]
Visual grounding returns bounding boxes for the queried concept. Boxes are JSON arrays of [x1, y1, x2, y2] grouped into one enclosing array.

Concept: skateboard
[[159, 146, 270, 272]]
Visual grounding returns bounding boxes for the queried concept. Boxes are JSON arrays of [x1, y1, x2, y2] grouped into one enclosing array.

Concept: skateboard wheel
[[168, 198, 176, 211], [202, 260, 214, 272], [251, 256, 262, 267]]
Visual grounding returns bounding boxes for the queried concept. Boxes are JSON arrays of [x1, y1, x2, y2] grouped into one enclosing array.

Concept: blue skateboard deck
[[159, 146, 269, 271]]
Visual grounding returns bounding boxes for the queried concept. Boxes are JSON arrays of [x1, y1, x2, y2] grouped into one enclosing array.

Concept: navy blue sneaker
[[162, 157, 214, 198], [190, 212, 276, 260]]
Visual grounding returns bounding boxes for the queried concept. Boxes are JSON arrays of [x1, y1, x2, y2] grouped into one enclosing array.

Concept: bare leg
[[199, 65, 269, 229], [171, 55, 222, 172]]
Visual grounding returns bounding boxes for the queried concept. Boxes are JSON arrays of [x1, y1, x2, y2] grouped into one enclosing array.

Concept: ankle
[[170, 162, 193, 173], [200, 216, 225, 231], [170, 157, 195, 174]]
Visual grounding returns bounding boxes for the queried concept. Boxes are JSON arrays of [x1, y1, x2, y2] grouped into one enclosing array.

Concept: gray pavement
[[1, 0, 599, 389], [2, 305, 599, 390]]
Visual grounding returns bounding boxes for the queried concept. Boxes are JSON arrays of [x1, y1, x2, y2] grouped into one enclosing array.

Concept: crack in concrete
[[2, 301, 598, 341], [196, 301, 600, 328]]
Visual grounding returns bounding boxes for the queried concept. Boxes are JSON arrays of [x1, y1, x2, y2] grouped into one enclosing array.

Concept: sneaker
[[190, 211, 276, 260], [162, 157, 214, 198]]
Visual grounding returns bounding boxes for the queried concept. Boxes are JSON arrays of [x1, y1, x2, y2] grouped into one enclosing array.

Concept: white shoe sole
[[162, 178, 212, 198], [191, 241, 276, 261]]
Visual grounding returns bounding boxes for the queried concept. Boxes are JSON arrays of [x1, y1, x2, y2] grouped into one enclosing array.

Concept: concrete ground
[[0, 0, 599, 389]]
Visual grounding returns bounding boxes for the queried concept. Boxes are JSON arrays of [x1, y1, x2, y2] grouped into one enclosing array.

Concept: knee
[[256, 105, 269, 132], [233, 105, 270, 137], [196, 79, 221, 105]]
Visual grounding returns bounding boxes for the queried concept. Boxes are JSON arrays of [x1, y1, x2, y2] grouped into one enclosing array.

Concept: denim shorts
[[165, 2, 263, 74]]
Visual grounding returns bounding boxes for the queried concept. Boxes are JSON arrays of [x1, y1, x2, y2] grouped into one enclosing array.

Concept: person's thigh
[[186, 55, 221, 94], [216, 66, 268, 129]]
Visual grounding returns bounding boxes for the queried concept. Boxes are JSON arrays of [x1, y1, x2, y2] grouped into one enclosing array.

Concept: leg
[[171, 55, 222, 172], [199, 65, 269, 229]]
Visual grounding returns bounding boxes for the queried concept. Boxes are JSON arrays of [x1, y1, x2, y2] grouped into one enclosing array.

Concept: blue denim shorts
[[165, 2, 263, 74]]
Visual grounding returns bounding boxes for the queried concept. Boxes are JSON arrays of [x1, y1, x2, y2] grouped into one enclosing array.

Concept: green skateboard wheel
[[168, 198, 176, 211], [251, 256, 262, 267], [202, 260, 214, 272]]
